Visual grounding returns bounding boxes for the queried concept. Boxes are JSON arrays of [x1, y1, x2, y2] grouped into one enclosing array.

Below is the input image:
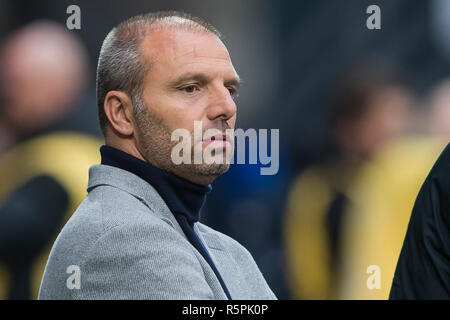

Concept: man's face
[[133, 29, 239, 184]]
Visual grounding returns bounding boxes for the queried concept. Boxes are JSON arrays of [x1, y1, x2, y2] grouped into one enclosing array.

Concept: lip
[[202, 133, 232, 147]]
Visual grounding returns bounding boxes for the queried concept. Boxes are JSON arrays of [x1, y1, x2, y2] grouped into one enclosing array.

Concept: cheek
[[144, 95, 192, 131], [145, 88, 219, 134], [162, 109, 202, 135]]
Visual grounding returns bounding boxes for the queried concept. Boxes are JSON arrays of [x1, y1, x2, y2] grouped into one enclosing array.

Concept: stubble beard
[[133, 101, 231, 185]]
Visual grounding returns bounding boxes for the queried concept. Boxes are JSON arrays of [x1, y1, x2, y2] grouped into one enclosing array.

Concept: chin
[[192, 163, 230, 178]]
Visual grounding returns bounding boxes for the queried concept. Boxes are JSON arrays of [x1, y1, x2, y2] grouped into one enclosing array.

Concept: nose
[[206, 84, 237, 122]]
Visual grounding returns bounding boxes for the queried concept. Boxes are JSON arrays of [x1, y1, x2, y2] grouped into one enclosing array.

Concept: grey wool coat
[[38, 164, 277, 300]]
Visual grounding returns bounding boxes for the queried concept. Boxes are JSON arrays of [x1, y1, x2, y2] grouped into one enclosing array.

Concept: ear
[[104, 91, 135, 136]]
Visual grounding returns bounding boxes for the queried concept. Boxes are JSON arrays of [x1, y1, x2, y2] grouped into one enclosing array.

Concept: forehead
[[141, 29, 237, 77]]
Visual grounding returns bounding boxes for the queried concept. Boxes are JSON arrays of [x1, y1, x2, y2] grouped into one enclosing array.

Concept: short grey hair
[[96, 11, 222, 137]]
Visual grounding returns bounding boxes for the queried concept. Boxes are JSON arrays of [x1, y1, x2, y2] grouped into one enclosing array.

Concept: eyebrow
[[168, 72, 241, 89]]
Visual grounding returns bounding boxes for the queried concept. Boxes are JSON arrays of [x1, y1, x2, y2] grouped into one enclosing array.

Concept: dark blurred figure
[[338, 77, 450, 299], [283, 61, 412, 299], [0, 21, 101, 299]]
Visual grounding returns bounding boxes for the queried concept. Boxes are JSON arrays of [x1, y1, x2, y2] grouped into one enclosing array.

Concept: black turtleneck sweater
[[100, 145, 232, 299]]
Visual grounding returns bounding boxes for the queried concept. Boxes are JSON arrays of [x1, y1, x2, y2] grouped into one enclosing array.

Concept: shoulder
[[54, 183, 179, 259], [41, 188, 213, 299]]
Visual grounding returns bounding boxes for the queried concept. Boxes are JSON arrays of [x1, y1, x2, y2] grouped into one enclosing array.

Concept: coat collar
[[87, 164, 186, 237]]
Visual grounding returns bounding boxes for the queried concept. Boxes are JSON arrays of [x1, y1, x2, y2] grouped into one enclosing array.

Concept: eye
[[181, 85, 199, 93], [227, 86, 238, 98]]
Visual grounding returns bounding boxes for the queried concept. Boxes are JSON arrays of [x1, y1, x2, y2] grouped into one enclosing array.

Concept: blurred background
[[0, 0, 449, 300]]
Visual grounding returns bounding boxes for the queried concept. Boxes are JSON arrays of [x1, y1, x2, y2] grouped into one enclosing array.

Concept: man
[[38, 11, 276, 300]]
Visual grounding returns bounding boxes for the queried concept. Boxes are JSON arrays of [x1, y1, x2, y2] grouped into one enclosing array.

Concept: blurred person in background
[[283, 61, 412, 299], [389, 80, 450, 298], [338, 77, 450, 299], [0, 21, 101, 299]]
